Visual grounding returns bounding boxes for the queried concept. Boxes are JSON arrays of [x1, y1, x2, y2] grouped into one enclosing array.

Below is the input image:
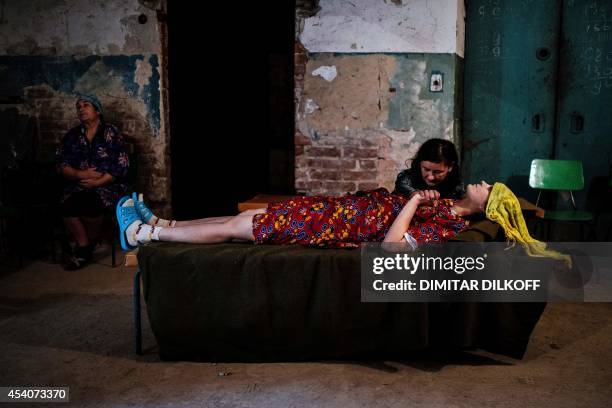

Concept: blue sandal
[[116, 196, 140, 251], [132, 192, 155, 225]]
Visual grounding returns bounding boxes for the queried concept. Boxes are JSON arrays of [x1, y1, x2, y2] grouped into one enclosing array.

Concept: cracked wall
[[301, 0, 463, 55], [295, 0, 465, 195], [0, 0, 170, 216]]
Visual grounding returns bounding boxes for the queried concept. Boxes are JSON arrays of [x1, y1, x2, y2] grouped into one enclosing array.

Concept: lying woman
[[116, 182, 569, 265]]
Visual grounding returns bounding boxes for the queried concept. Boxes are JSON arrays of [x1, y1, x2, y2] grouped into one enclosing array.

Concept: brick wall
[[294, 1, 462, 198], [293, 47, 398, 196], [293, 49, 459, 197], [20, 83, 170, 218], [0, 0, 171, 218], [294, 43, 380, 195], [295, 130, 380, 194]]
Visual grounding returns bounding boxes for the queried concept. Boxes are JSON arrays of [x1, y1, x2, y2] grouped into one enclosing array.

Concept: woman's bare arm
[[59, 165, 102, 180], [383, 193, 424, 242]]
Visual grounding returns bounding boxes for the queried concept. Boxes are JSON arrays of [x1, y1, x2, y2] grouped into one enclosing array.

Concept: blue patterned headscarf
[[75, 93, 103, 115]]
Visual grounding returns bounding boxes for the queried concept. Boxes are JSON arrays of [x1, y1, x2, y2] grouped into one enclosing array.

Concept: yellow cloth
[[485, 182, 572, 267]]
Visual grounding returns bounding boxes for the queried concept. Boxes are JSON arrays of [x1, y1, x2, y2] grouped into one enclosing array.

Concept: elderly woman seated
[[116, 182, 569, 264], [56, 94, 130, 270]]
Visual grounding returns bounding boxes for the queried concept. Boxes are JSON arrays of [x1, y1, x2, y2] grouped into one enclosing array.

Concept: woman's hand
[[411, 189, 440, 203], [79, 172, 113, 188], [80, 177, 104, 188], [79, 167, 103, 180]]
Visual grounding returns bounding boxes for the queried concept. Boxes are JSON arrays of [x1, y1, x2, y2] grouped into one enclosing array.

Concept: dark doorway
[[167, 2, 295, 219]]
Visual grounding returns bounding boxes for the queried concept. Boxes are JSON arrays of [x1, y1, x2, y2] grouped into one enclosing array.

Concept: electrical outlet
[[430, 72, 443, 92]]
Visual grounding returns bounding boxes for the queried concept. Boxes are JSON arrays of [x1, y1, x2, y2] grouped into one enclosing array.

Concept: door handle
[[570, 111, 584, 133], [532, 113, 545, 133]]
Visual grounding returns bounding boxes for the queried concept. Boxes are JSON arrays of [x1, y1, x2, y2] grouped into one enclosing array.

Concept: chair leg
[[16, 214, 25, 268], [111, 238, 116, 267], [111, 218, 119, 267], [536, 218, 545, 240], [133, 268, 142, 355], [50, 233, 57, 263]]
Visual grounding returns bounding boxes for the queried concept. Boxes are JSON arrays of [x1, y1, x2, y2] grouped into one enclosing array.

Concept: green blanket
[[138, 219, 545, 361]]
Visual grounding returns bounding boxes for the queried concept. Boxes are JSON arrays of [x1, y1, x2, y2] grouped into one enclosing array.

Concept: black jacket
[[394, 168, 465, 199]]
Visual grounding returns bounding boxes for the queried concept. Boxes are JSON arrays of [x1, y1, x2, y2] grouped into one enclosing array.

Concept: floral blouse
[[56, 122, 130, 209]]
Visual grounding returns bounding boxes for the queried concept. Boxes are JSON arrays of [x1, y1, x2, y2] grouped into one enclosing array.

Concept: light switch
[[430, 71, 443, 92]]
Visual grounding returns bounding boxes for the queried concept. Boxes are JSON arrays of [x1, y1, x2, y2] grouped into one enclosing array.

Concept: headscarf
[[76, 93, 103, 115], [486, 182, 572, 267]]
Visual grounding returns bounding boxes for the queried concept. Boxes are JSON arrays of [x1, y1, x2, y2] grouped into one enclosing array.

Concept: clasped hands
[[79, 167, 105, 188], [409, 189, 440, 203]]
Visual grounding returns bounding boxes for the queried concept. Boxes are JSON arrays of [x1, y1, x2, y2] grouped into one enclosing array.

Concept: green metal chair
[[529, 159, 594, 240]]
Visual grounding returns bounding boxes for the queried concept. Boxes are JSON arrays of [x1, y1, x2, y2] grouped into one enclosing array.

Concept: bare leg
[[174, 215, 233, 227], [158, 214, 254, 243], [82, 215, 104, 243], [64, 217, 89, 247], [173, 209, 265, 227]]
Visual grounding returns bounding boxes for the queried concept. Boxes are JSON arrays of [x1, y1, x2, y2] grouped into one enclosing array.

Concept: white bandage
[[403, 232, 418, 250]]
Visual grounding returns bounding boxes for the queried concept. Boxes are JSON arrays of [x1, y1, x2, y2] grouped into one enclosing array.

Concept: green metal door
[[463, 0, 561, 199], [464, 0, 612, 206], [555, 0, 612, 207]]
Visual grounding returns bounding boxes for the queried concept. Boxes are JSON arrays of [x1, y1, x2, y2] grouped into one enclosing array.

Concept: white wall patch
[[312, 65, 338, 82]]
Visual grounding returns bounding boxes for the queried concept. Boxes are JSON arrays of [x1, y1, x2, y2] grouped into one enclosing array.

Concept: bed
[[134, 217, 547, 361]]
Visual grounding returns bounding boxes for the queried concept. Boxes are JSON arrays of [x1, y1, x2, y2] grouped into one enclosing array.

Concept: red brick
[[295, 145, 304, 156], [306, 158, 356, 170], [323, 181, 356, 193], [296, 180, 323, 190], [39, 108, 72, 122], [138, 153, 157, 167], [295, 156, 308, 168], [24, 87, 55, 99], [36, 99, 59, 112], [294, 64, 306, 76], [358, 182, 380, 190], [122, 120, 136, 134], [38, 120, 71, 132], [152, 168, 168, 177], [294, 168, 309, 180], [41, 131, 63, 143], [294, 42, 307, 61], [305, 146, 341, 157], [295, 131, 311, 146], [134, 120, 151, 133], [342, 171, 376, 181], [359, 159, 377, 170], [310, 170, 342, 180], [377, 137, 392, 148], [359, 138, 378, 147], [342, 147, 378, 158]]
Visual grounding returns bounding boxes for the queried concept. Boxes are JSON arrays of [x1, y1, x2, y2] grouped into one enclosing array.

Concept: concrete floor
[[1, 247, 612, 408]]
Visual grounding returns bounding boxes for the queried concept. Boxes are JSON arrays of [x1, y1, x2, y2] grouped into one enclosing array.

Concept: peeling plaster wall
[[301, 0, 462, 55], [0, 0, 170, 215], [295, 0, 466, 195], [0, 0, 161, 55]]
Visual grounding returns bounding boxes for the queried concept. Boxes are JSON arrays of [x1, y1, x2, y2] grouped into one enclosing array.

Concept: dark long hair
[[408, 138, 461, 190]]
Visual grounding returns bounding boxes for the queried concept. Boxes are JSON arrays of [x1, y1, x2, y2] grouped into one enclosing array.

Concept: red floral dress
[[252, 188, 468, 248], [406, 199, 468, 243]]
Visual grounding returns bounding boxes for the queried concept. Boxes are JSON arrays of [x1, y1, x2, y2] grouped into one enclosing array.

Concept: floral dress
[[56, 122, 130, 209], [252, 188, 468, 248], [405, 198, 468, 243]]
